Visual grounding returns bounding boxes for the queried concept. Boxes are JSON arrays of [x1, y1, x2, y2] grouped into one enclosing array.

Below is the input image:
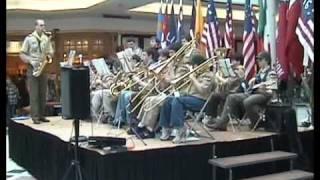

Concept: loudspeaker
[[264, 103, 291, 132], [61, 67, 90, 119]]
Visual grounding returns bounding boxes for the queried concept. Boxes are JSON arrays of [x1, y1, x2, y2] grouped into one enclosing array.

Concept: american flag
[[201, 0, 221, 58], [296, 0, 314, 65], [243, 0, 256, 81], [224, 0, 235, 49]]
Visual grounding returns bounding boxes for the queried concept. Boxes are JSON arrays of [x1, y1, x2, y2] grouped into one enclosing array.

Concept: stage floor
[[9, 116, 313, 180], [12, 116, 280, 152], [13, 116, 313, 154]]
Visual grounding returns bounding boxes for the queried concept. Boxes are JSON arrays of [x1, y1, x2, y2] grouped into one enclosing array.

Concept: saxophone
[[32, 31, 53, 77]]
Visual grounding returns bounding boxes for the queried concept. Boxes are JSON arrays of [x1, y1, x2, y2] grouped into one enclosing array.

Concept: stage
[[8, 116, 313, 180]]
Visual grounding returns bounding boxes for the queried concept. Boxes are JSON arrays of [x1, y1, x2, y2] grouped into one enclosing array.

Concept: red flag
[[276, 0, 290, 81], [285, 0, 304, 79]]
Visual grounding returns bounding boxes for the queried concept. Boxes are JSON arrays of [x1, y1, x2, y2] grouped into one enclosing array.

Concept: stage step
[[208, 151, 297, 168], [241, 170, 314, 180]]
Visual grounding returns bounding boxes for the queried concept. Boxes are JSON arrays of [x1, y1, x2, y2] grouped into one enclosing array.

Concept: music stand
[[62, 118, 83, 180]]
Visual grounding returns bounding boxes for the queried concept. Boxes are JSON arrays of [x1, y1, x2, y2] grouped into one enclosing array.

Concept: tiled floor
[[6, 128, 36, 180]]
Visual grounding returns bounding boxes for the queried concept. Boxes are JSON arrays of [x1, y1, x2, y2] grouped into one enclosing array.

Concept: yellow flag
[[194, 0, 203, 43]]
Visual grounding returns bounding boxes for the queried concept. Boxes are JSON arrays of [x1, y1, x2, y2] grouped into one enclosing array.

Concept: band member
[[19, 19, 54, 124], [204, 63, 247, 123], [113, 56, 152, 127], [159, 55, 216, 144], [141, 48, 158, 66], [205, 52, 277, 131], [91, 74, 116, 123], [158, 49, 170, 62], [168, 43, 182, 57], [126, 39, 143, 58], [148, 49, 170, 70], [133, 60, 189, 138]]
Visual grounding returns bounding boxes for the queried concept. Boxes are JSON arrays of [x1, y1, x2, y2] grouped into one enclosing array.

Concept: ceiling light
[[7, 0, 107, 11]]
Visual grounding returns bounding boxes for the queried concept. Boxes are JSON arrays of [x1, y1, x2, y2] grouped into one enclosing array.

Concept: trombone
[[142, 56, 216, 112], [127, 78, 162, 114], [149, 39, 196, 74], [127, 39, 196, 113]]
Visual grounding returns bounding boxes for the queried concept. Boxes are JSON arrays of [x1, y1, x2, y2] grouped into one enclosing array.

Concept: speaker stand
[[62, 118, 83, 180]]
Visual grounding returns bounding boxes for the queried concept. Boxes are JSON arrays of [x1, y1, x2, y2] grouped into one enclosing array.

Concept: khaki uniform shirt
[[20, 31, 54, 63], [186, 71, 216, 100]]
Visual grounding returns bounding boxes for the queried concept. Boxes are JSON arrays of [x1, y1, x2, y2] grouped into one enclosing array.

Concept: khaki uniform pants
[[27, 66, 47, 119]]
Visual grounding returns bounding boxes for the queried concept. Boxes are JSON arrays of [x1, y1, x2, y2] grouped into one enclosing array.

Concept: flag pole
[[266, 0, 277, 66]]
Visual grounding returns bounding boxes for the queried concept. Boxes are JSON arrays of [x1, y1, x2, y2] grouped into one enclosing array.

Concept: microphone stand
[[62, 118, 83, 180]]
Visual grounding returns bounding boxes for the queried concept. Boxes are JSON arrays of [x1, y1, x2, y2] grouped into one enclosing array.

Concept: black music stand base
[[62, 119, 84, 180], [62, 160, 83, 180]]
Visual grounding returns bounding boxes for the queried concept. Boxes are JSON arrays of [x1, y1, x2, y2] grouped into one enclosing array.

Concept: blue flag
[[176, 0, 185, 43], [189, 0, 196, 39], [167, 0, 177, 44], [156, 0, 164, 41]]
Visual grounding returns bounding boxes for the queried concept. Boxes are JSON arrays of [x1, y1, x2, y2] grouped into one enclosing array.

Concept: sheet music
[[91, 58, 112, 75], [218, 58, 235, 77], [67, 50, 76, 66], [117, 51, 133, 72]]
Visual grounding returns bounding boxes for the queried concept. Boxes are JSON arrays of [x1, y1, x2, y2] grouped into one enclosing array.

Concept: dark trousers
[[27, 67, 47, 119], [215, 93, 270, 129], [205, 93, 227, 117]]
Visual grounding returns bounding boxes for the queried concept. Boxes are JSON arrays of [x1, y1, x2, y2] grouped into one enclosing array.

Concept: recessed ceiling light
[[7, 0, 107, 11]]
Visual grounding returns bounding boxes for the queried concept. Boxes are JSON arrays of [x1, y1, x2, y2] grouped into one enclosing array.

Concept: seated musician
[[142, 48, 158, 66], [89, 60, 116, 122], [149, 36, 161, 61], [203, 56, 248, 123], [112, 50, 154, 127], [159, 54, 216, 144], [91, 73, 116, 123], [205, 51, 277, 131], [133, 58, 190, 138], [126, 38, 143, 58], [148, 49, 170, 70], [168, 43, 182, 57]]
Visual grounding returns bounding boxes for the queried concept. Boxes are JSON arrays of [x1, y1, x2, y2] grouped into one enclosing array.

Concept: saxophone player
[[19, 19, 54, 124]]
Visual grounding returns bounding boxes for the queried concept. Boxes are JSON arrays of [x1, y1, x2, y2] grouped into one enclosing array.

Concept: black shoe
[[32, 118, 41, 124], [127, 126, 143, 135], [141, 130, 155, 139], [39, 118, 50, 123], [126, 127, 134, 135], [204, 123, 226, 131]]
